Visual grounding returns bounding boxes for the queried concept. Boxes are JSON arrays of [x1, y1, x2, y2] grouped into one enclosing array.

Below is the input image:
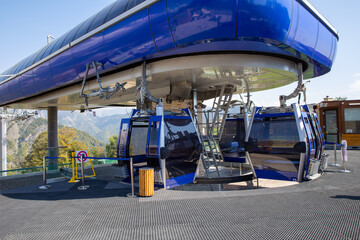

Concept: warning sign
[[76, 150, 89, 163]]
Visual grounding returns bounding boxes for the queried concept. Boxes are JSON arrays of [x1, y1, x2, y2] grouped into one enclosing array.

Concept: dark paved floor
[[0, 150, 359, 240]]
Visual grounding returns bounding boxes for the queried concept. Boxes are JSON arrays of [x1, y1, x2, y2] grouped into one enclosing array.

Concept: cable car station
[[1, 0, 359, 238]]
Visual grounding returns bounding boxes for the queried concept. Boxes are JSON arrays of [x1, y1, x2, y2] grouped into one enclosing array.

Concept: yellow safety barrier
[[139, 167, 154, 197], [68, 151, 96, 183]]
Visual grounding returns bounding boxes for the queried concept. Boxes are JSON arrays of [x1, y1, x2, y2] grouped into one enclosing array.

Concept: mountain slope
[[58, 111, 126, 142], [7, 116, 106, 168]]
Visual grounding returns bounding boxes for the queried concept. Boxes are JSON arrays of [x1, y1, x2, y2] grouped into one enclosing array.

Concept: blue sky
[[0, 0, 359, 115]]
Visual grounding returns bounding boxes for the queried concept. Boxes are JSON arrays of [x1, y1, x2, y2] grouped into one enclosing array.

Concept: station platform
[[0, 150, 359, 239]]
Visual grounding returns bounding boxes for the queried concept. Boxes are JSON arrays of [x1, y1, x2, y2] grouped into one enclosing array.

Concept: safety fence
[[37, 156, 136, 197], [0, 157, 115, 176]]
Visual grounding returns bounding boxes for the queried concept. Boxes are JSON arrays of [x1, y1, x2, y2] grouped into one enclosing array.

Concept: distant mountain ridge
[[58, 111, 127, 143], [36, 110, 128, 143]]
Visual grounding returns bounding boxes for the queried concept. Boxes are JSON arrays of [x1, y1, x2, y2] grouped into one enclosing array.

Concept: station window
[[105, 0, 130, 23], [23, 51, 40, 69], [1, 68, 11, 81], [87, 1, 117, 33], [40, 39, 60, 60], [61, 23, 83, 47], [126, 0, 146, 11], [13, 59, 27, 74], [8, 63, 20, 75], [344, 108, 360, 134], [49, 31, 71, 54], [34, 44, 52, 63], [73, 15, 98, 41]]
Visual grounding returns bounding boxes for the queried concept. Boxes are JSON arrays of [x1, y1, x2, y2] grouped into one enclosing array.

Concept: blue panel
[[71, 32, 107, 79], [255, 112, 294, 118], [87, 2, 117, 33], [7, 78, 24, 101], [49, 50, 79, 87], [149, 0, 176, 51], [105, 0, 129, 23], [286, 0, 298, 45], [19, 73, 38, 96], [167, 0, 237, 46], [238, 0, 292, 42], [103, 9, 157, 68], [166, 173, 196, 189], [286, 2, 318, 57], [328, 36, 338, 67], [312, 23, 333, 66], [255, 169, 298, 181], [223, 157, 246, 163], [32, 62, 54, 92], [0, 82, 10, 103]]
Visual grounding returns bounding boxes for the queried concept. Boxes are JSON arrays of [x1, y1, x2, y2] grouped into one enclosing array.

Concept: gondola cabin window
[[129, 121, 148, 156]]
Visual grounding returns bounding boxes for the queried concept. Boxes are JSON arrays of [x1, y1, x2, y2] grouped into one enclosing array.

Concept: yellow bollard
[[139, 167, 154, 197]]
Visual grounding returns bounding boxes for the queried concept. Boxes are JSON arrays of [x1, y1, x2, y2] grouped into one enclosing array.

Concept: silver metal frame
[[292, 103, 308, 182], [156, 99, 166, 189]]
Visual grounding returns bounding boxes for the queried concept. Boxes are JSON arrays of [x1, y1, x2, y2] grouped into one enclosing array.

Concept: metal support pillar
[[0, 118, 7, 176], [47, 107, 58, 170]]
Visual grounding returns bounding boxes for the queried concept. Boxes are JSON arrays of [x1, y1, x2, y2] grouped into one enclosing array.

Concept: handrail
[[1, 157, 128, 174], [325, 142, 342, 147], [69, 156, 130, 161], [0, 163, 71, 174]]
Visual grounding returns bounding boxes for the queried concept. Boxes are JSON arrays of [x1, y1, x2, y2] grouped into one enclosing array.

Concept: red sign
[[76, 150, 89, 163]]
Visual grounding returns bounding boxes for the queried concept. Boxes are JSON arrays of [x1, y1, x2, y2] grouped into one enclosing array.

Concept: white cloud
[[349, 79, 360, 92]]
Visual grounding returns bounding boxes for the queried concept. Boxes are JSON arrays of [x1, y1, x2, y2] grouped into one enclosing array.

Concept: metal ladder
[[194, 85, 235, 178]]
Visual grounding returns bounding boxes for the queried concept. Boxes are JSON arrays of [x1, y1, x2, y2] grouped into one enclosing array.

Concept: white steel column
[[0, 117, 7, 176]]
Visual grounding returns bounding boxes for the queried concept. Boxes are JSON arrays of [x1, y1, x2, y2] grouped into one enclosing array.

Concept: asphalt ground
[[0, 150, 359, 240]]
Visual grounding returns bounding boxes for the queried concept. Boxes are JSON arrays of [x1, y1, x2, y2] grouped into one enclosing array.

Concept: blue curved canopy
[[0, 0, 338, 106]]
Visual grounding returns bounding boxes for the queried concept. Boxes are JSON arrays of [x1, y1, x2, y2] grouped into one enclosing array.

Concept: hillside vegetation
[[6, 113, 124, 169], [21, 126, 106, 168]]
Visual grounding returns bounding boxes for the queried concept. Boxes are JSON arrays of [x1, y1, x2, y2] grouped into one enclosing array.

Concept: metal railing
[[325, 141, 350, 173], [2, 155, 138, 197]]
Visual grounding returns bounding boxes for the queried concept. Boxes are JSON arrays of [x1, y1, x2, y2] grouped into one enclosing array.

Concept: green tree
[[106, 135, 119, 158], [58, 127, 87, 162], [22, 132, 47, 168], [334, 96, 347, 101], [23, 126, 104, 167], [90, 146, 105, 158]]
